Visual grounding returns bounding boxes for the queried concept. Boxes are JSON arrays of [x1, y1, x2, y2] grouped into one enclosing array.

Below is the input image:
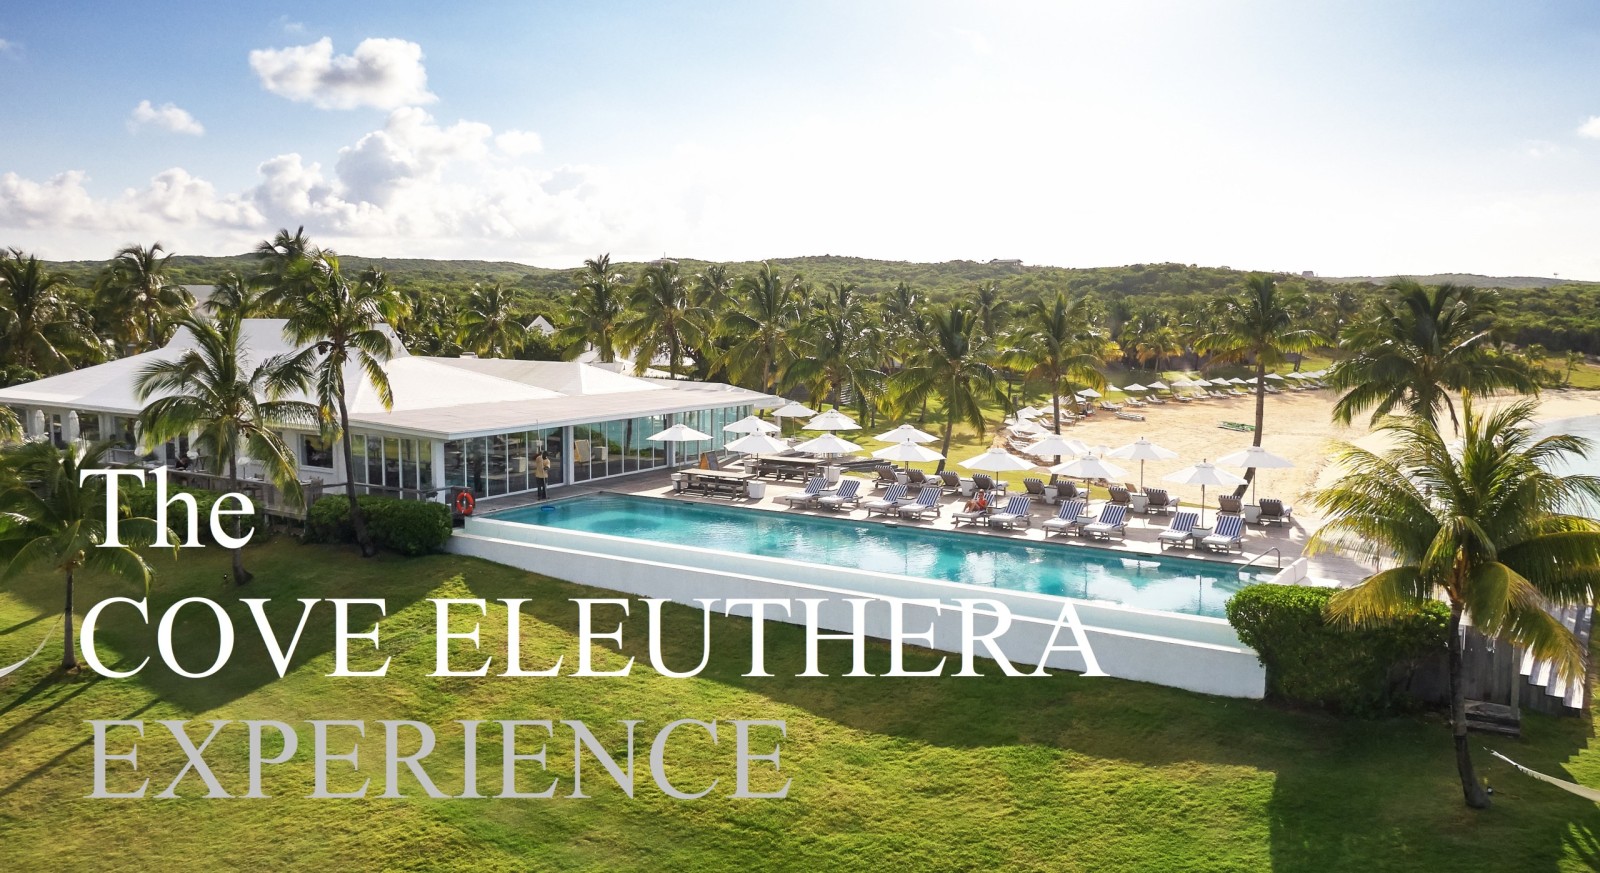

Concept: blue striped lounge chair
[[952, 491, 994, 527], [781, 477, 831, 507], [895, 486, 944, 519], [986, 495, 1033, 530], [1083, 503, 1129, 540], [815, 479, 863, 511], [1201, 514, 1245, 553], [862, 483, 911, 517], [1157, 511, 1199, 550], [1041, 499, 1090, 538]]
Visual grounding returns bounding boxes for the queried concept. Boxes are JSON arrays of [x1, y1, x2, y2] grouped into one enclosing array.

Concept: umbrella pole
[[1201, 485, 1207, 527], [1140, 459, 1146, 492]]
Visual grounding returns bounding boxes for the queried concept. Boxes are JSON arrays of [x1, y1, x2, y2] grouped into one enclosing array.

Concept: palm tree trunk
[[1447, 600, 1492, 808], [62, 569, 77, 671], [936, 418, 954, 474], [337, 393, 377, 557], [1236, 359, 1268, 498], [228, 453, 253, 585]]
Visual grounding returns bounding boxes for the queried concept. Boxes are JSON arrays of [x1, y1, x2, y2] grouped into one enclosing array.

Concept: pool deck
[[474, 468, 1377, 588]]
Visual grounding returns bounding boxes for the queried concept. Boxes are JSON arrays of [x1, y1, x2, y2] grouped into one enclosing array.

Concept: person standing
[[533, 450, 551, 499]]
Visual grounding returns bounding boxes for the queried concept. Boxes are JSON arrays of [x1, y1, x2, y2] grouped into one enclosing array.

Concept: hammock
[[1488, 749, 1600, 803], [0, 615, 61, 680]]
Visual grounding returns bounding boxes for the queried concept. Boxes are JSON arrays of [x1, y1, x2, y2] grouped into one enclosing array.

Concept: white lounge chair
[[1157, 511, 1199, 550], [986, 495, 1033, 530], [1201, 514, 1245, 553], [1083, 503, 1129, 540], [815, 479, 863, 511], [781, 477, 830, 507], [952, 491, 995, 527], [895, 486, 944, 519], [1042, 499, 1091, 538], [862, 483, 911, 517]]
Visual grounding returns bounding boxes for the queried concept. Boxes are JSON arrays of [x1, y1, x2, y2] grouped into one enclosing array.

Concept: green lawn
[[3, 539, 1600, 871]]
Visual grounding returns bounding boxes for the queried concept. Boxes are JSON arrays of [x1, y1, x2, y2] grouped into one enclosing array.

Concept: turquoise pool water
[[488, 493, 1262, 618]]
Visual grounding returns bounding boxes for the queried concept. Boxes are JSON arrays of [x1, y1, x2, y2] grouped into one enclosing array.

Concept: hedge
[[1225, 583, 1450, 715], [121, 483, 234, 544], [303, 494, 453, 556]]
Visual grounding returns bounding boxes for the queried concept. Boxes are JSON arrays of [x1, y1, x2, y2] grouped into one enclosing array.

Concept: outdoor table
[[1129, 492, 1150, 514], [1243, 504, 1263, 524], [683, 469, 755, 498], [1188, 526, 1212, 550]]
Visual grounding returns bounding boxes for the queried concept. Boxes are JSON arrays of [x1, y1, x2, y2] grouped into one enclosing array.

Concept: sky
[[4, 1, 1600, 277]]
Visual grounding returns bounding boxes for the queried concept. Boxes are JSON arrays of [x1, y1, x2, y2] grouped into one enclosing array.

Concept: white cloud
[[1579, 116, 1600, 139], [249, 37, 436, 110], [495, 130, 544, 157], [128, 100, 205, 136], [277, 16, 306, 35], [0, 37, 14, 55]]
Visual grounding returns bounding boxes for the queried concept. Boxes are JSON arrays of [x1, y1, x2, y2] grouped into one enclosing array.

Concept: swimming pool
[[487, 493, 1263, 618]]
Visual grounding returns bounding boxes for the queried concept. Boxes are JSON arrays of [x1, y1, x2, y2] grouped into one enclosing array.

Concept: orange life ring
[[454, 491, 476, 515]]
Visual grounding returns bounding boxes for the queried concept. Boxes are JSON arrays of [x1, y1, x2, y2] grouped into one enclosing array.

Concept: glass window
[[112, 416, 138, 450], [303, 434, 335, 468], [75, 411, 102, 442], [365, 436, 383, 489], [417, 439, 434, 495], [400, 439, 418, 493], [383, 437, 402, 492], [487, 433, 508, 496], [466, 438, 486, 496], [507, 431, 528, 493], [443, 440, 464, 489], [573, 425, 597, 482], [606, 419, 626, 477]]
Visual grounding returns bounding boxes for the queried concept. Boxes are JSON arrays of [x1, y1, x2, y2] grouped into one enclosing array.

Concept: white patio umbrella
[[1049, 453, 1130, 484], [1193, 378, 1213, 387], [1228, 377, 1249, 386], [793, 433, 863, 455], [875, 423, 939, 443], [1077, 388, 1103, 399], [1026, 434, 1089, 464], [1009, 417, 1046, 435], [1015, 405, 1043, 419], [1163, 460, 1249, 524], [725, 432, 791, 455], [1146, 380, 1170, 392], [1214, 445, 1296, 502], [872, 438, 945, 464], [771, 400, 816, 418], [1108, 436, 1179, 490], [1265, 373, 1286, 382], [1284, 371, 1305, 381], [1123, 383, 1147, 392], [1170, 379, 1195, 388], [806, 409, 861, 431], [960, 447, 1037, 487], [725, 414, 781, 434], [649, 423, 713, 442]]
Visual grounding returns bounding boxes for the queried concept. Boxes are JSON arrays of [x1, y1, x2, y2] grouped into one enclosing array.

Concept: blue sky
[[4, 1, 1600, 277]]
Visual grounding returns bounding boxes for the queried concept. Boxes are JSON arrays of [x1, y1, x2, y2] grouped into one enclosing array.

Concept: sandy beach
[[995, 388, 1600, 531]]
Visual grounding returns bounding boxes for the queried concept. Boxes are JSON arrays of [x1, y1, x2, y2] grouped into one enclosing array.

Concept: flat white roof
[[0, 318, 775, 440]]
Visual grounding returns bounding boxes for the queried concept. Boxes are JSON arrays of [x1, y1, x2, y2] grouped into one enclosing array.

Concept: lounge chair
[[1082, 503, 1129, 540], [1050, 477, 1081, 502], [862, 483, 912, 517], [971, 473, 998, 494], [1218, 494, 1243, 517], [952, 491, 995, 526], [1115, 411, 1146, 422], [906, 469, 929, 489], [1107, 487, 1132, 509], [1142, 487, 1176, 515], [1257, 498, 1292, 526], [1042, 499, 1091, 537], [895, 486, 944, 519], [815, 479, 863, 511], [985, 495, 1034, 530], [1157, 511, 1199, 550], [1201, 514, 1245, 553], [871, 466, 900, 490], [1145, 395, 1166, 405], [1022, 477, 1046, 499], [781, 477, 831, 507]]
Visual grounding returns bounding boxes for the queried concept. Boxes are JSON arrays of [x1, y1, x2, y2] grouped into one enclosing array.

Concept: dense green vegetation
[[4, 540, 1600, 871]]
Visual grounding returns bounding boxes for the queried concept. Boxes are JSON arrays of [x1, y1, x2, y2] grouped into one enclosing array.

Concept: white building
[[0, 319, 773, 502]]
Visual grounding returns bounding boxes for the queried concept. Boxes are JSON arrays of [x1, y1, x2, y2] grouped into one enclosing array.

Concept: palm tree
[[1118, 307, 1184, 373], [558, 254, 627, 363], [721, 262, 803, 394], [282, 255, 398, 558], [0, 441, 166, 671], [200, 272, 274, 320], [0, 407, 19, 442], [461, 284, 527, 358], [96, 242, 193, 354], [619, 260, 707, 378], [789, 281, 885, 418], [1002, 291, 1108, 434], [1566, 350, 1586, 387], [1327, 281, 1538, 431], [0, 249, 97, 373], [889, 306, 1001, 471], [973, 281, 1006, 339], [394, 290, 465, 357], [1307, 396, 1600, 808], [1197, 274, 1320, 490], [252, 226, 315, 311], [135, 312, 317, 584]]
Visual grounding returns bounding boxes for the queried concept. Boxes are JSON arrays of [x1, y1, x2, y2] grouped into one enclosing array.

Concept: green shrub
[[121, 482, 231, 544], [303, 495, 452, 556], [1225, 584, 1449, 716]]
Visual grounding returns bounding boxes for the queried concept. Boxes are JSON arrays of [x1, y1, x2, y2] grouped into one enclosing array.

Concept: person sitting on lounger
[[963, 490, 989, 514]]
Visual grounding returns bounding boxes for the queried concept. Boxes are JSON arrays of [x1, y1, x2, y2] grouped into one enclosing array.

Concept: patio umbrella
[[960, 447, 1037, 487], [1214, 445, 1295, 502], [872, 438, 945, 464], [1193, 378, 1213, 387], [875, 423, 939, 443], [1049, 453, 1130, 485], [1027, 434, 1089, 458], [725, 414, 781, 434], [725, 432, 791, 455], [1009, 417, 1046, 435], [1265, 373, 1286, 382], [648, 423, 713, 442], [1077, 388, 1103, 399], [1146, 380, 1170, 393], [1108, 436, 1179, 490], [1163, 460, 1249, 525], [793, 433, 863, 455], [1228, 377, 1249, 386], [1170, 379, 1195, 389], [1123, 383, 1147, 392], [1015, 405, 1043, 419], [806, 409, 861, 431]]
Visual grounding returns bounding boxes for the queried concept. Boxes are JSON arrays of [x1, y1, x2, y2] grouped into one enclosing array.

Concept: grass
[[4, 541, 1600, 871]]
